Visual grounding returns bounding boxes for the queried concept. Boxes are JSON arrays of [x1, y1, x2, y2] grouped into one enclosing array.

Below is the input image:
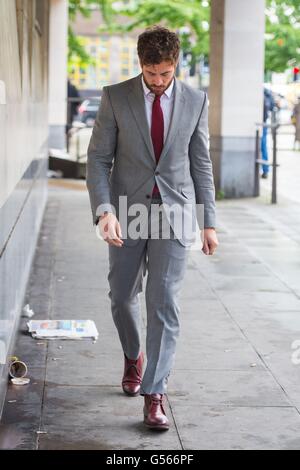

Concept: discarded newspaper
[[27, 320, 98, 340]]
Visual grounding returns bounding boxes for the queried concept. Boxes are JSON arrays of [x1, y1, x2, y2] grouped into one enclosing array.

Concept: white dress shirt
[[141, 75, 175, 143]]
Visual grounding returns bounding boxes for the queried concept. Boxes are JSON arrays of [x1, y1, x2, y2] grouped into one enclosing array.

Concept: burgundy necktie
[[151, 95, 164, 196]]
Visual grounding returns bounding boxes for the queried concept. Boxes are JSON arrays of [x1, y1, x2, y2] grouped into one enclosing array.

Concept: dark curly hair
[[137, 26, 180, 65]]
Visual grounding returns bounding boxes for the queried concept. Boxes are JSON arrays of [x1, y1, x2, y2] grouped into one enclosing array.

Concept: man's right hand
[[98, 212, 124, 247]]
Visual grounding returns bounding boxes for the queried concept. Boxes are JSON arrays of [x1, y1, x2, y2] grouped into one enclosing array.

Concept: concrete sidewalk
[[1, 178, 300, 450]]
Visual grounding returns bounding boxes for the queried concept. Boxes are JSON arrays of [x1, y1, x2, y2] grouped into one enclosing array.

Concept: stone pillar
[[48, 0, 68, 150], [209, 0, 265, 197]]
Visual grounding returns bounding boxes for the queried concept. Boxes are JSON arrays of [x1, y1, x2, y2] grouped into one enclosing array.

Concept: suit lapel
[[127, 74, 186, 165], [127, 74, 156, 163], [158, 77, 185, 164]]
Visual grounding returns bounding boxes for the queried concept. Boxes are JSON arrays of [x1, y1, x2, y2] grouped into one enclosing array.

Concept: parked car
[[75, 96, 101, 127]]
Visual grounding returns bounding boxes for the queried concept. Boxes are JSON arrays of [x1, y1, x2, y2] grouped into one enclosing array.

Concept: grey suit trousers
[[108, 197, 189, 395]]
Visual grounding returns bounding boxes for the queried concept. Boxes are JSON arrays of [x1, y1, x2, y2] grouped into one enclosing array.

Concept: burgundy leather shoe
[[122, 352, 144, 397], [143, 394, 170, 431]]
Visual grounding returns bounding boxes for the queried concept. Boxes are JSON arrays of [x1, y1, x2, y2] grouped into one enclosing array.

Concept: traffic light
[[293, 66, 300, 82]]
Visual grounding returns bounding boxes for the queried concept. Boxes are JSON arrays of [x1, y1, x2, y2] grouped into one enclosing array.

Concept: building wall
[[0, 0, 50, 415]]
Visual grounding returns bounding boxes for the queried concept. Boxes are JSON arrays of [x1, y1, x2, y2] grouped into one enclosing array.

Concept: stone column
[[48, 0, 68, 150], [209, 0, 265, 197]]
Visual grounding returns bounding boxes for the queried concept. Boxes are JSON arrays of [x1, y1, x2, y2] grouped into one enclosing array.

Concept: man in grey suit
[[86, 26, 218, 431]]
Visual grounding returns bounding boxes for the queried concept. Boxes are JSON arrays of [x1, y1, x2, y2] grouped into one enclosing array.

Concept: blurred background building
[[69, 10, 141, 95]]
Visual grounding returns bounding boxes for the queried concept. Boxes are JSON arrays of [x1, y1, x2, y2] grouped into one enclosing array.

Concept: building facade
[[69, 11, 141, 92], [69, 34, 140, 91], [0, 0, 63, 415]]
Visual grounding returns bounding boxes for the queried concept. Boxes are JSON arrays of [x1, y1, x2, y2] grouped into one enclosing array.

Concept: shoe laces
[[150, 394, 163, 406]]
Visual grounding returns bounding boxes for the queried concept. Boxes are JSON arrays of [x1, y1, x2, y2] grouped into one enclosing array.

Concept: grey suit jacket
[[86, 73, 216, 246]]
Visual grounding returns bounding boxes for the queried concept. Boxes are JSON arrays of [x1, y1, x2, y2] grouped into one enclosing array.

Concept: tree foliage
[[68, 0, 210, 69], [265, 0, 300, 73], [97, 0, 210, 67], [68, 0, 300, 73]]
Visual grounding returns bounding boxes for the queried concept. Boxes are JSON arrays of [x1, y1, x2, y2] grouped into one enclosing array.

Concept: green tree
[[68, 0, 210, 70], [68, 0, 300, 75], [68, 0, 94, 66], [265, 0, 300, 73], [98, 0, 210, 69]]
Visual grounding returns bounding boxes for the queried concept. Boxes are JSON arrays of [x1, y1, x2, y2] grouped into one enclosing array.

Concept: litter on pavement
[[27, 319, 99, 340], [11, 377, 31, 385], [22, 304, 35, 318]]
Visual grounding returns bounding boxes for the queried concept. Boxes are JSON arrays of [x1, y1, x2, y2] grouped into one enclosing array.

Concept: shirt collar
[[141, 74, 174, 99]]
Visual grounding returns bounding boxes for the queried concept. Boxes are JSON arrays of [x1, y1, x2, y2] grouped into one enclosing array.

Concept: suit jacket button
[[146, 194, 151, 199], [155, 171, 160, 175]]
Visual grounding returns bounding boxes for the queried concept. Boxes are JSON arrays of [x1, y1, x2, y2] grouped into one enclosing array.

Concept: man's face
[[140, 60, 177, 96]]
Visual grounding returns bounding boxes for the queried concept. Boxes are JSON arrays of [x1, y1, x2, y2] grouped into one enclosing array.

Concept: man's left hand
[[201, 228, 219, 255]]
